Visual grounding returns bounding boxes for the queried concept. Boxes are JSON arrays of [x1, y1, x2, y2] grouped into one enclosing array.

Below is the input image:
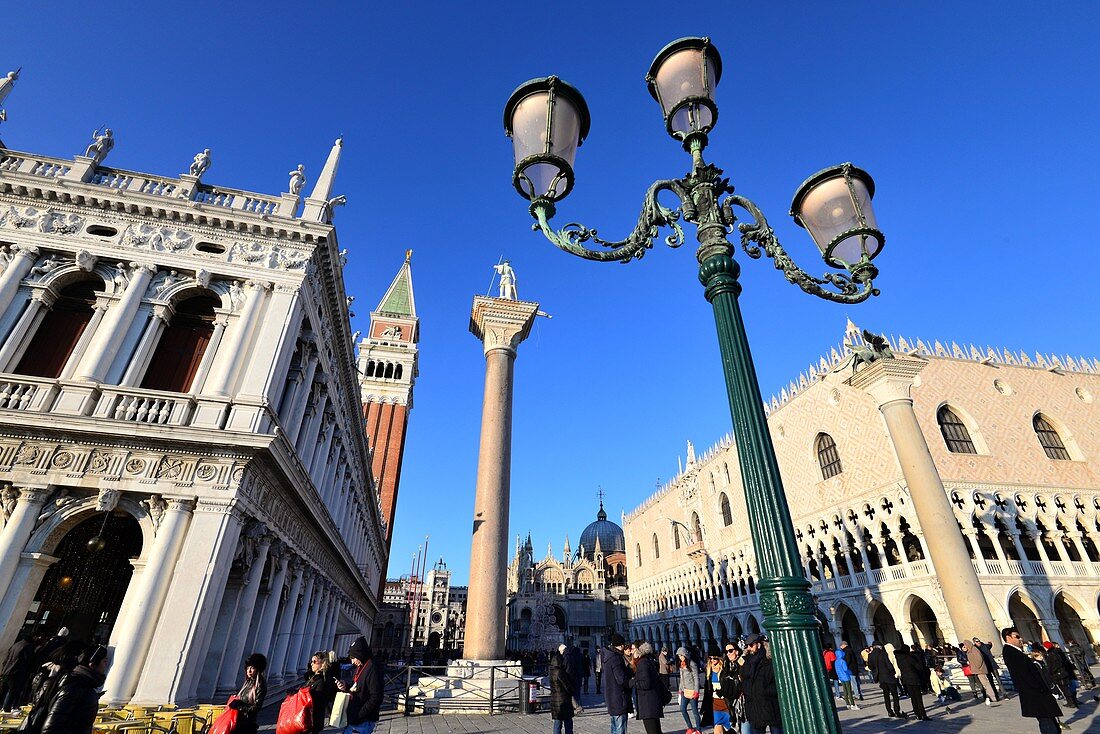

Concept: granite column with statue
[[846, 354, 1001, 650], [462, 286, 539, 662]]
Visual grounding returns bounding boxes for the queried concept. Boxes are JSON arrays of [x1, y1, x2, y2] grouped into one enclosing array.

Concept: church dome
[[579, 502, 625, 559]]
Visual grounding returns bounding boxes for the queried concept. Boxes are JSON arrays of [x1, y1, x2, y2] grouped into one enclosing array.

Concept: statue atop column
[[189, 149, 212, 177], [0, 68, 19, 129], [84, 127, 114, 164], [493, 260, 518, 300]]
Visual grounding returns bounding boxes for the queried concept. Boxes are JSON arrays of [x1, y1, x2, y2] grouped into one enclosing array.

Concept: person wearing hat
[[699, 641, 737, 733], [1041, 641, 1078, 709], [741, 634, 781, 734], [336, 636, 383, 734], [39, 644, 108, 734], [633, 640, 666, 734], [867, 640, 902, 718], [549, 645, 576, 734], [230, 652, 268, 734], [601, 633, 633, 734], [675, 645, 703, 734]]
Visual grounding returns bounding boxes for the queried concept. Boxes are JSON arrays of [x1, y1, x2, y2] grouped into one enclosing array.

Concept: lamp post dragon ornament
[[503, 37, 887, 734]]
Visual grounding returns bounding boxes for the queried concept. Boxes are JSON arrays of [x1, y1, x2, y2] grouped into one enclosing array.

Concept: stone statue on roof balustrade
[[189, 148, 212, 177], [288, 164, 305, 195], [84, 127, 114, 164]]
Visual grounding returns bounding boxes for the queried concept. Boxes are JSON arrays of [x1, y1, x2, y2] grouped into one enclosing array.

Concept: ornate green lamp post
[[503, 37, 885, 734]]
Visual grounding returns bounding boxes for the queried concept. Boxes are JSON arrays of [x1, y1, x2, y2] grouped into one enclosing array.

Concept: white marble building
[[626, 322, 1100, 654], [0, 80, 387, 706]]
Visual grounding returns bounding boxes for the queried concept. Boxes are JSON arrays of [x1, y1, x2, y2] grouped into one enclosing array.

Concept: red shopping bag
[[209, 695, 241, 734], [275, 686, 314, 734]]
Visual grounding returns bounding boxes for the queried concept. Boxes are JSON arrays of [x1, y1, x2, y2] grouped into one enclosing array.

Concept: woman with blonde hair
[[306, 650, 338, 734]]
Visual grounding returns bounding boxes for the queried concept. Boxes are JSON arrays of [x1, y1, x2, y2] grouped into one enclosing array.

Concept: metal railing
[[383, 662, 532, 716]]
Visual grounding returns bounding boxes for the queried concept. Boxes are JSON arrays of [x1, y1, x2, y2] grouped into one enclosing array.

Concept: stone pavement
[[259, 685, 1100, 733]]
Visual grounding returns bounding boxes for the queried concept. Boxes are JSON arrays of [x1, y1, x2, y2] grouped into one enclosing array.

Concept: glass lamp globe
[[504, 76, 591, 201]]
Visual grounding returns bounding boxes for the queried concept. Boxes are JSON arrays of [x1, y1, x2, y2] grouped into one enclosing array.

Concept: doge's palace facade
[[626, 321, 1100, 655], [0, 85, 386, 706]]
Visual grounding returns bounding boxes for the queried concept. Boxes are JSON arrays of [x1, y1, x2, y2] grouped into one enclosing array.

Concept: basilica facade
[[625, 322, 1100, 655], [0, 80, 392, 707], [506, 503, 631, 654]]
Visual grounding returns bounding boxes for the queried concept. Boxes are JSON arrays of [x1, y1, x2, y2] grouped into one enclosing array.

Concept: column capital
[[469, 296, 540, 356], [12, 245, 40, 261], [164, 497, 196, 513], [845, 357, 929, 406], [12, 485, 52, 505]]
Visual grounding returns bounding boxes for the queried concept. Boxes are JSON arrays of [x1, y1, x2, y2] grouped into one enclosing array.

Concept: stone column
[[103, 497, 195, 705], [250, 547, 290, 661], [212, 529, 272, 695], [847, 358, 1000, 650], [0, 552, 57, 653], [286, 572, 318, 676], [130, 498, 244, 705], [0, 485, 51, 599], [462, 295, 539, 661], [119, 307, 170, 386], [72, 262, 157, 382], [269, 561, 306, 678], [203, 280, 272, 397], [0, 291, 52, 371], [283, 345, 319, 442], [0, 245, 39, 316]]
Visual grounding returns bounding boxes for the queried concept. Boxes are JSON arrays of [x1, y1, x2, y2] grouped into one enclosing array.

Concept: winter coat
[[658, 651, 670, 676], [1043, 647, 1074, 684], [676, 648, 700, 693], [823, 649, 837, 679], [306, 668, 338, 734], [234, 674, 266, 734], [346, 658, 383, 725], [866, 646, 896, 685], [976, 641, 998, 672], [1003, 644, 1062, 719], [964, 641, 989, 676], [633, 645, 665, 720], [833, 649, 853, 683], [700, 661, 741, 727], [567, 646, 584, 694], [894, 649, 928, 687], [39, 665, 104, 734], [741, 649, 780, 729], [549, 651, 575, 720], [601, 645, 633, 716]]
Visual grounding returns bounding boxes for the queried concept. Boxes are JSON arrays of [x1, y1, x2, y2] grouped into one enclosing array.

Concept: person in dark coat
[[1001, 628, 1063, 734], [973, 637, 1003, 700], [549, 650, 575, 734], [20, 639, 85, 734], [1064, 639, 1095, 688], [39, 644, 108, 734], [740, 634, 781, 733], [866, 641, 902, 718], [581, 650, 592, 695], [305, 651, 338, 734], [0, 632, 35, 710], [562, 644, 584, 713], [895, 644, 930, 720], [337, 637, 383, 734], [230, 652, 268, 734], [602, 634, 633, 734], [1041, 642, 1078, 709], [633, 642, 665, 734]]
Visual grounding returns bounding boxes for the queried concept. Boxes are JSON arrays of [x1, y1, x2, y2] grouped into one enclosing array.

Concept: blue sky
[[4, 3, 1098, 585]]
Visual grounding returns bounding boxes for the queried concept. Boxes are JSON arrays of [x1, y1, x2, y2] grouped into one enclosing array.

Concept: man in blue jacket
[[602, 633, 633, 734]]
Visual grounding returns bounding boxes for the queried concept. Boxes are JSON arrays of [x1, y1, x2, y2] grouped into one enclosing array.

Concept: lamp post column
[[463, 295, 539, 662], [698, 240, 841, 733], [846, 357, 1001, 650]]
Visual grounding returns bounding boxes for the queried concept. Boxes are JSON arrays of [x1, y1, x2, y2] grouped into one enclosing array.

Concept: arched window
[[1033, 414, 1071, 460], [366, 360, 376, 377], [395, 364, 403, 380], [720, 493, 732, 527], [384, 363, 394, 378], [816, 433, 843, 479], [673, 524, 681, 550], [141, 295, 219, 393], [652, 533, 660, 560], [14, 280, 101, 378], [691, 512, 703, 543], [636, 544, 642, 566], [937, 405, 976, 454]]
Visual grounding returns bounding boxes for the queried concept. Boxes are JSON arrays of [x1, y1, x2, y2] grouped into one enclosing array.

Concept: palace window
[[691, 511, 703, 543], [636, 544, 642, 566], [815, 433, 843, 479], [14, 279, 101, 378], [141, 295, 219, 393], [652, 533, 660, 560], [937, 405, 977, 454], [1033, 414, 1071, 460], [673, 524, 681, 550], [720, 493, 732, 527]]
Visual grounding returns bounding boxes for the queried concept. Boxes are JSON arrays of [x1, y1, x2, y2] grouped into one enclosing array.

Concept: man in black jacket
[[866, 641, 902, 718], [1001, 628, 1062, 734], [1041, 642, 1078, 709], [338, 637, 384, 734], [602, 634, 633, 734], [741, 634, 781, 733], [895, 644, 930, 721], [40, 645, 107, 734]]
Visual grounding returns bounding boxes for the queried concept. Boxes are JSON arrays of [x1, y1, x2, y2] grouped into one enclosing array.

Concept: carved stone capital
[[845, 357, 928, 407], [13, 485, 52, 505], [469, 296, 540, 357], [12, 245, 40, 261], [245, 279, 273, 292], [166, 497, 196, 513], [130, 261, 159, 277]]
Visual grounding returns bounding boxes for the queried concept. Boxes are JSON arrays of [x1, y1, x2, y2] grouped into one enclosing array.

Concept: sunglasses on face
[[725, 649, 737, 653]]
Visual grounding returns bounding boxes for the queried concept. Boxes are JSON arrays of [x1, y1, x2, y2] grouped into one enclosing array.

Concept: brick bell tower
[[358, 250, 418, 555]]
